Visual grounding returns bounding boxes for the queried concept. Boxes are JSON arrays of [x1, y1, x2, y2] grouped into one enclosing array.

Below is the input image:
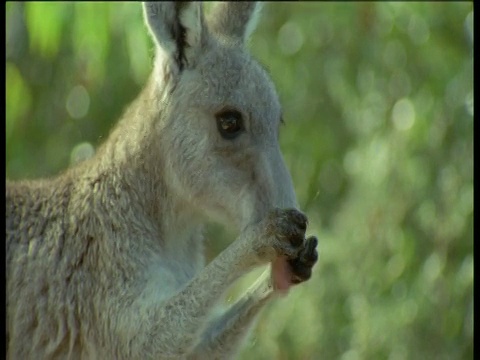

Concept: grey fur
[[6, 2, 318, 359], [207, 3, 263, 44]]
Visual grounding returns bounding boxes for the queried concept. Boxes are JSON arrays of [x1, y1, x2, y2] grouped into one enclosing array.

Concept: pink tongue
[[271, 256, 293, 293]]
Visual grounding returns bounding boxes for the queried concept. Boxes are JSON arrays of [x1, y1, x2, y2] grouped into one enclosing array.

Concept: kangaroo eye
[[216, 110, 244, 139]]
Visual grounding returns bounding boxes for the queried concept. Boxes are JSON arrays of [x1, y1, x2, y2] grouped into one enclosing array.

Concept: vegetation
[[6, 2, 473, 359]]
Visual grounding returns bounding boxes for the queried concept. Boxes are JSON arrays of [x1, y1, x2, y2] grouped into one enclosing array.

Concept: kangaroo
[[6, 2, 318, 359]]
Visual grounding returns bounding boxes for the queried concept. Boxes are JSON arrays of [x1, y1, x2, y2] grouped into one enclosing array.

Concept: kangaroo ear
[[207, 2, 263, 45], [143, 2, 205, 73]]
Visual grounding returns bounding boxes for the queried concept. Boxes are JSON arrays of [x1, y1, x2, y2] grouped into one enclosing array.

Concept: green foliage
[[6, 2, 473, 359]]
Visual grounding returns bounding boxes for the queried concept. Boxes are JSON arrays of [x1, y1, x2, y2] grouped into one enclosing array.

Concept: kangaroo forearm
[[127, 232, 266, 357], [188, 270, 275, 360], [162, 231, 262, 320]]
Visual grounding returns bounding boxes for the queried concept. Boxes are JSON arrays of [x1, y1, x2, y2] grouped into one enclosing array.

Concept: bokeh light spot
[[66, 85, 90, 119], [408, 14, 430, 45], [278, 21, 304, 56], [392, 98, 415, 131], [70, 142, 95, 165]]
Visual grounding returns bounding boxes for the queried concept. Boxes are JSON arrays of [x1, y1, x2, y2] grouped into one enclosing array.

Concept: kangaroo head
[[143, 2, 296, 230]]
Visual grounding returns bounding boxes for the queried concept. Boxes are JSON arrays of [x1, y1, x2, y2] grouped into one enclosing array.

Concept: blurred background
[[6, 2, 473, 359]]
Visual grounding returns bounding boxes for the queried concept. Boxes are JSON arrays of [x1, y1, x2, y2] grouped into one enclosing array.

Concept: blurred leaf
[[72, 2, 110, 84], [25, 2, 68, 59], [6, 63, 32, 141]]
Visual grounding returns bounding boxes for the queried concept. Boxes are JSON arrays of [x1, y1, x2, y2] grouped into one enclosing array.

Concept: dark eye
[[216, 110, 244, 139]]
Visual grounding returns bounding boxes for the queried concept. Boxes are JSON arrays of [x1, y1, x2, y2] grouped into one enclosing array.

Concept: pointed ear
[[207, 2, 263, 45], [143, 2, 205, 73]]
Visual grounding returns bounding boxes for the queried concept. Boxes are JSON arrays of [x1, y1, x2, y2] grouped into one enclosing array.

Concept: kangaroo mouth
[[271, 256, 294, 293]]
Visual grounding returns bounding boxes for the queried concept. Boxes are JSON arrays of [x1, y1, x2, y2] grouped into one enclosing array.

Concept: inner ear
[[143, 2, 205, 72], [174, 7, 188, 70], [177, 2, 204, 69]]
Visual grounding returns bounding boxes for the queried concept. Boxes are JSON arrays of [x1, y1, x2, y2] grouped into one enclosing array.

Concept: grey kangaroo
[[6, 2, 318, 359]]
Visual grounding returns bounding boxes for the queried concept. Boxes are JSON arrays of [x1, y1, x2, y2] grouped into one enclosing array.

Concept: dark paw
[[288, 236, 318, 284], [269, 208, 308, 255]]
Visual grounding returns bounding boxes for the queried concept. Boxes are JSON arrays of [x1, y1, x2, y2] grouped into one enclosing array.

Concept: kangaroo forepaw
[[288, 235, 318, 284], [267, 208, 308, 257], [261, 209, 318, 292]]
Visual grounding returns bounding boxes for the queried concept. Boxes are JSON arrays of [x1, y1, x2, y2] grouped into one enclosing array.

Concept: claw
[[285, 235, 318, 285], [301, 236, 318, 265]]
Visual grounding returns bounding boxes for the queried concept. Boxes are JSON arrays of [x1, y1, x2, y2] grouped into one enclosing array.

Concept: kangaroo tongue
[[271, 256, 293, 294]]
